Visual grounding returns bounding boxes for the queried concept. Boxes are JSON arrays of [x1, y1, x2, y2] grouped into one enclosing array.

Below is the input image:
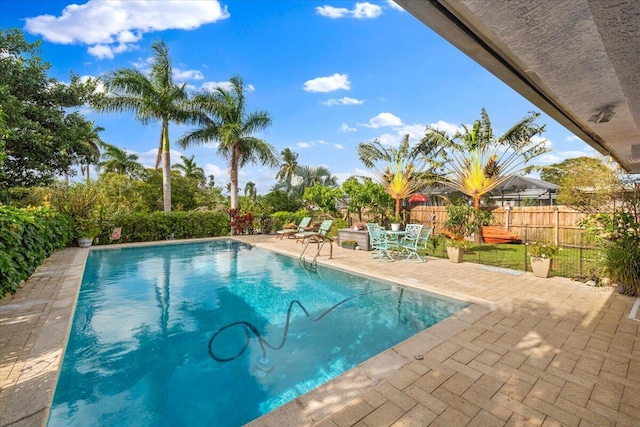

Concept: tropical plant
[[79, 122, 104, 182], [98, 142, 145, 178], [276, 148, 299, 184], [244, 181, 257, 198], [178, 75, 278, 212], [580, 211, 640, 296], [424, 108, 548, 211], [527, 242, 559, 259], [358, 133, 443, 217], [95, 40, 194, 212], [172, 155, 206, 188]]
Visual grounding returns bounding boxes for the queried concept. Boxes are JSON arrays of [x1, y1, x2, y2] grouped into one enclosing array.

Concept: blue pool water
[[48, 240, 468, 426]]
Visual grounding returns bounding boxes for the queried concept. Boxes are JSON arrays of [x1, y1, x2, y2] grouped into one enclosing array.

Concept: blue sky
[[1, 0, 599, 194]]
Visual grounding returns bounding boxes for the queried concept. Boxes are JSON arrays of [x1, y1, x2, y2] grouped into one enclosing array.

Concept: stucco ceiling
[[395, 0, 640, 173]]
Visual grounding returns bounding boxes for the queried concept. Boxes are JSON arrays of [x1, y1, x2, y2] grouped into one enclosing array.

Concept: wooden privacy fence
[[346, 205, 590, 246]]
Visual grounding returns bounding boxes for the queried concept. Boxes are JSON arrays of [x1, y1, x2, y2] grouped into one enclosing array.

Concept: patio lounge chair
[[399, 224, 424, 262], [295, 219, 332, 244], [276, 217, 311, 240], [298, 219, 334, 263]]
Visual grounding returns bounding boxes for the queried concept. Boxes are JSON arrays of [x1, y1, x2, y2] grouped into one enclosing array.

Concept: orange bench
[[482, 226, 521, 244]]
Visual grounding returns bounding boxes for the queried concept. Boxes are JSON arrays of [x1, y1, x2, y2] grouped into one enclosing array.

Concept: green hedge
[[94, 211, 230, 244], [0, 206, 73, 298]]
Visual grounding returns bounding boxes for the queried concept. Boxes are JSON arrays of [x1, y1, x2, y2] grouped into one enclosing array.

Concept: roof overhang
[[395, 0, 640, 173]]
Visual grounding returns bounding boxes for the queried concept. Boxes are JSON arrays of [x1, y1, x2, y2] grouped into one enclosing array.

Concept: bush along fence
[[93, 211, 230, 244], [0, 206, 73, 298]]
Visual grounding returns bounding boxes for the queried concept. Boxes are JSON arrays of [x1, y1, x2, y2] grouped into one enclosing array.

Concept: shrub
[[0, 206, 72, 298], [94, 211, 229, 244]]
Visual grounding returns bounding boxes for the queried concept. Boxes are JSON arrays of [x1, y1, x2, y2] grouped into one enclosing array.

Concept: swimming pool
[[48, 240, 468, 426]]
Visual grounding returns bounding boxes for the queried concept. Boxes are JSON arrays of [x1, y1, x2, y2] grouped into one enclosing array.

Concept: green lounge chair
[[276, 217, 311, 240], [295, 219, 332, 244]]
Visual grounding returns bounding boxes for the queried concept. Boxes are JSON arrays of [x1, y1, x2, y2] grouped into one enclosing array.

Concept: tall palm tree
[[358, 134, 443, 217], [98, 142, 144, 177], [80, 122, 104, 182], [291, 165, 338, 198], [178, 75, 278, 210], [276, 148, 298, 184], [95, 40, 193, 212], [423, 108, 548, 211], [244, 181, 256, 198], [172, 155, 206, 187]]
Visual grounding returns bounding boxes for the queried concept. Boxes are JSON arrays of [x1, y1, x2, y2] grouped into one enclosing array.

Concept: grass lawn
[[420, 238, 600, 280]]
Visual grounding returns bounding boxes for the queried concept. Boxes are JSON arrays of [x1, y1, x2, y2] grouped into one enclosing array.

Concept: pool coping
[[1, 235, 639, 427]]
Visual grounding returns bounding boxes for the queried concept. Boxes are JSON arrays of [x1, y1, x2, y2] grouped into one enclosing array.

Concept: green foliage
[[551, 157, 619, 214], [444, 204, 476, 238], [341, 176, 392, 221], [0, 206, 72, 298], [527, 242, 559, 258], [0, 28, 99, 189], [263, 190, 301, 212], [96, 211, 229, 243], [302, 183, 342, 213], [580, 211, 640, 295]]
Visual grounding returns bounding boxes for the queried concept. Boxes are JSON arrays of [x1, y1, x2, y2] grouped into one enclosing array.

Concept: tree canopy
[[0, 28, 98, 192]]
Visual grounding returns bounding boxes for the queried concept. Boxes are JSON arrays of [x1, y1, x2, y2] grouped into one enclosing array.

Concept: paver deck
[[1, 235, 638, 426]]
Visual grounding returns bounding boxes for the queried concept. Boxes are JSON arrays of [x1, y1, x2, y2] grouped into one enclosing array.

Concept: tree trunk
[[162, 123, 171, 212]]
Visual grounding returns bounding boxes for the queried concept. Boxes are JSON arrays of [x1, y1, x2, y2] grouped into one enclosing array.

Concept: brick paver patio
[[1, 235, 638, 426]]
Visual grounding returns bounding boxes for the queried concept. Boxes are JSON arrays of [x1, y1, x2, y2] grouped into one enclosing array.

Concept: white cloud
[[386, 1, 404, 11], [538, 149, 599, 165], [203, 163, 228, 183], [316, 2, 382, 19], [88, 44, 115, 60], [297, 142, 312, 148], [353, 2, 383, 18], [303, 73, 350, 92], [339, 123, 357, 132], [335, 144, 345, 149], [316, 5, 350, 18], [200, 80, 254, 92], [321, 96, 364, 106], [427, 120, 465, 137], [24, 0, 230, 59], [173, 68, 204, 81], [360, 112, 403, 128], [565, 134, 581, 142]]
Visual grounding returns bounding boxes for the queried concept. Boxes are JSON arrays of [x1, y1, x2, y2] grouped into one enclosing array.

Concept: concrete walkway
[[1, 236, 638, 426]]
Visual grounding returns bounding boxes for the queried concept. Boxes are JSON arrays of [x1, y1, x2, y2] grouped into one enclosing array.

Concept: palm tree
[[172, 155, 206, 187], [178, 75, 278, 210], [276, 148, 298, 184], [423, 108, 548, 211], [244, 181, 257, 198], [95, 40, 193, 212], [80, 122, 104, 182], [358, 134, 443, 217], [98, 142, 144, 177]]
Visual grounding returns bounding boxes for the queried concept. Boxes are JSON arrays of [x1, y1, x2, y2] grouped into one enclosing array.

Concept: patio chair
[[418, 226, 433, 250], [295, 219, 332, 244], [298, 220, 334, 263], [366, 223, 395, 261], [276, 217, 311, 240], [399, 224, 424, 262]]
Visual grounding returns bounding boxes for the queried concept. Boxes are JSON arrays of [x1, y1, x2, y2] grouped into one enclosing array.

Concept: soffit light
[[588, 106, 615, 123]]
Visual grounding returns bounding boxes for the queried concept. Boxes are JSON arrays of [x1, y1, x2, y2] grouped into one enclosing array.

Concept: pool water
[[48, 240, 468, 426]]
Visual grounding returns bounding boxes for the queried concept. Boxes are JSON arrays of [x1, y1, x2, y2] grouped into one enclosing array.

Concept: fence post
[[554, 205, 560, 245], [524, 226, 529, 272]]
